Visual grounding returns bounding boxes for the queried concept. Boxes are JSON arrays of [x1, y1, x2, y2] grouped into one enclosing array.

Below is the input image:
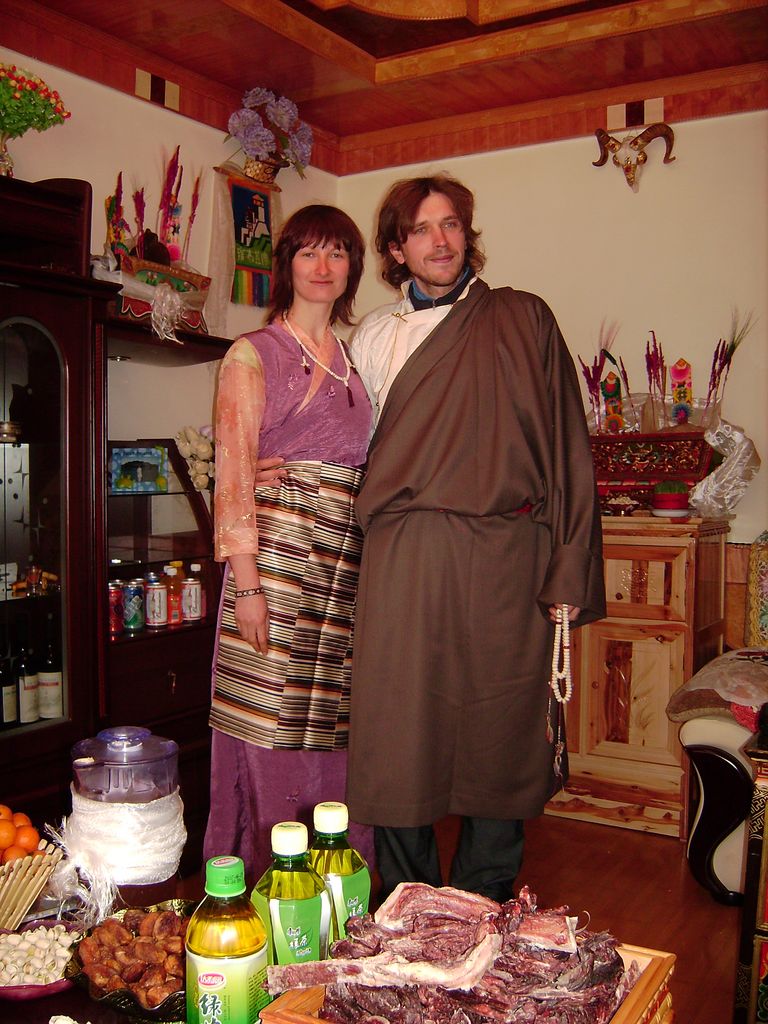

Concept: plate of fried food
[[65, 900, 194, 1021]]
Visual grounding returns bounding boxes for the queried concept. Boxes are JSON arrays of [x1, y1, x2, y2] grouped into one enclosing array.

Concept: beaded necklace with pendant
[[282, 315, 355, 407]]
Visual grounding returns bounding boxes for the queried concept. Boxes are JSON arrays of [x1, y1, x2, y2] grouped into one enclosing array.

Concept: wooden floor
[[428, 814, 740, 1024]]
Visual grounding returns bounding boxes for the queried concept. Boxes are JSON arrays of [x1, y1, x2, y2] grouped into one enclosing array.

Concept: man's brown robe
[[347, 280, 605, 827]]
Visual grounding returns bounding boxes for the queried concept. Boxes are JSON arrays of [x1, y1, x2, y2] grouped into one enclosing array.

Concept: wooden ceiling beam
[[332, 60, 767, 173], [305, 1, 613, 24], [468, 0, 588, 23], [371, 0, 768, 83], [339, 60, 768, 151], [219, 0, 376, 81], [219, 1, 768, 86], [344, 0, 465, 17]]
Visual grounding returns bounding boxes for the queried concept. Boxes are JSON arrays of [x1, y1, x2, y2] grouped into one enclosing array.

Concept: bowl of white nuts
[[0, 919, 82, 1000]]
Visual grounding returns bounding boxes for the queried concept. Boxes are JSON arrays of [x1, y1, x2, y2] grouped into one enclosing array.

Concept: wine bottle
[[0, 653, 17, 730], [38, 636, 63, 719], [14, 640, 39, 724]]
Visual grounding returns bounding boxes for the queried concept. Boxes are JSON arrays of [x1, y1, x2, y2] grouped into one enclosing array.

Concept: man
[[344, 174, 605, 902]]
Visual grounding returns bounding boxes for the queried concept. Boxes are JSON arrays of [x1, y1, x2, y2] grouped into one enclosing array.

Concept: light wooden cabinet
[[546, 515, 728, 838]]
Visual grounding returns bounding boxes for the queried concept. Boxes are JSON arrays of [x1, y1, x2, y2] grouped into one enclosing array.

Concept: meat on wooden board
[[266, 882, 635, 1023]]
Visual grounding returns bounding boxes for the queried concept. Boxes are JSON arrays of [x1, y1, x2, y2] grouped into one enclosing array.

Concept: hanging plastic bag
[[689, 416, 761, 518]]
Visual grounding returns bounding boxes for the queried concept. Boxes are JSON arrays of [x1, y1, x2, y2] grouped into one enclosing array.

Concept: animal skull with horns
[[593, 122, 676, 189]]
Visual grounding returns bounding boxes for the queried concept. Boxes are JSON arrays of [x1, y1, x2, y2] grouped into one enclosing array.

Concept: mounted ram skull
[[593, 123, 676, 190]]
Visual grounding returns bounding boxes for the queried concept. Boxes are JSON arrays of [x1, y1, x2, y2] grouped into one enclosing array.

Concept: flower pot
[[651, 492, 690, 510], [243, 155, 288, 184], [0, 134, 13, 178]]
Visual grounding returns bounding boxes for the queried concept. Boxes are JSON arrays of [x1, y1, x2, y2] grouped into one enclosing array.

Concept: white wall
[[340, 115, 768, 545], [3, 46, 766, 543]]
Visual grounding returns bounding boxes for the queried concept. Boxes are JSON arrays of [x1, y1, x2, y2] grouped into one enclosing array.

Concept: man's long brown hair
[[375, 174, 486, 289], [267, 204, 365, 325]]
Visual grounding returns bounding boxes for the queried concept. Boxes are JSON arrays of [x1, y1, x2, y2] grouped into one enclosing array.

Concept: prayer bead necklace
[[546, 605, 572, 785], [549, 606, 572, 704], [283, 315, 355, 407]]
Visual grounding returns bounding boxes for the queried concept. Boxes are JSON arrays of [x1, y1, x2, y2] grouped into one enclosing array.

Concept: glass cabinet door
[[106, 437, 219, 638], [1, 317, 65, 731]]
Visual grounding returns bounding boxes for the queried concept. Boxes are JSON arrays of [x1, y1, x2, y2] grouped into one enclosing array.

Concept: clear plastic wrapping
[[689, 418, 761, 518]]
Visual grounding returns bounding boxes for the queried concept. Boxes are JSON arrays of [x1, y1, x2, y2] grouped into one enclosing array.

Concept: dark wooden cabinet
[[106, 627, 216, 726], [0, 258, 115, 828], [0, 176, 227, 874]]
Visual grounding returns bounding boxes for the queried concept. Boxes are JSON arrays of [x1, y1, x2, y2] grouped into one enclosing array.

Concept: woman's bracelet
[[234, 587, 265, 598]]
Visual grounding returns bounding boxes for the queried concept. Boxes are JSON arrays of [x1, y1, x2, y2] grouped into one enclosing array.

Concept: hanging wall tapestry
[[228, 172, 277, 306]]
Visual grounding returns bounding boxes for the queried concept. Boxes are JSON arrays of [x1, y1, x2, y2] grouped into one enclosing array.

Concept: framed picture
[[109, 445, 169, 494]]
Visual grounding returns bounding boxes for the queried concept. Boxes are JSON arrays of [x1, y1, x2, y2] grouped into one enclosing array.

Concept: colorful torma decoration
[[103, 148, 202, 268], [600, 371, 624, 433], [669, 358, 693, 424], [579, 309, 754, 434]]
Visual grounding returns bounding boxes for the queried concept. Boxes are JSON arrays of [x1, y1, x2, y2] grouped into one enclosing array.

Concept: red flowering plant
[[0, 63, 70, 138]]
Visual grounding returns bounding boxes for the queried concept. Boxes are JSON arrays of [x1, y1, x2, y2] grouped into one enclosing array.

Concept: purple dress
[[204, 324, 374, 884]]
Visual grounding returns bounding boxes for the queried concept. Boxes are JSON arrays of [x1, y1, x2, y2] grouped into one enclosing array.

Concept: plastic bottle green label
[[327, 867, 370, 936], [186, 947, 269, 1024], [252, 891, 331, 964]]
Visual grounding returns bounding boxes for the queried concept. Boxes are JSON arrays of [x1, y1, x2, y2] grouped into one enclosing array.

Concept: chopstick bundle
[[0, 841, 63, 930]]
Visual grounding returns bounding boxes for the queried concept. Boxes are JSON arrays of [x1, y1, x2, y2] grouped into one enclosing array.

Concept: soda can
[[181, 578, 202, 621], [123, 579, 145, 632], [109, 582, 124, 636], [145, 580, 169, 627]]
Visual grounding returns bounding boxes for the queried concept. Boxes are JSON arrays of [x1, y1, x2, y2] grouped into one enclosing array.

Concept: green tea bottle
[[308, 801, 371, 941], [252, 821, 332, 965], [186, 855, 270, 1024]]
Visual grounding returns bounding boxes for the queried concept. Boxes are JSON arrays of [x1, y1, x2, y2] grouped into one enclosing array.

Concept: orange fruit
[[31, 848, 46, 857], [11, 812, 31, 827], [15, 825, 40, 853], [0, 805, 12, 820], [1, 845, 27, 864], [0, 819, 16, 850]]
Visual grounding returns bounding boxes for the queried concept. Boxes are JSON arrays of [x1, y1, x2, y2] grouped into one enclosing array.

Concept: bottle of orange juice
[[164, 566, 183, 627]]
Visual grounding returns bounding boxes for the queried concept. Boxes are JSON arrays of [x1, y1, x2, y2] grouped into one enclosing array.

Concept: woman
[[204, 205, 373, 882]]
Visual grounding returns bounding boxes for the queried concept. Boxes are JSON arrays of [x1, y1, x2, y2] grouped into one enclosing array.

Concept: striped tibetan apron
[[210, 461, 364, 751]]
